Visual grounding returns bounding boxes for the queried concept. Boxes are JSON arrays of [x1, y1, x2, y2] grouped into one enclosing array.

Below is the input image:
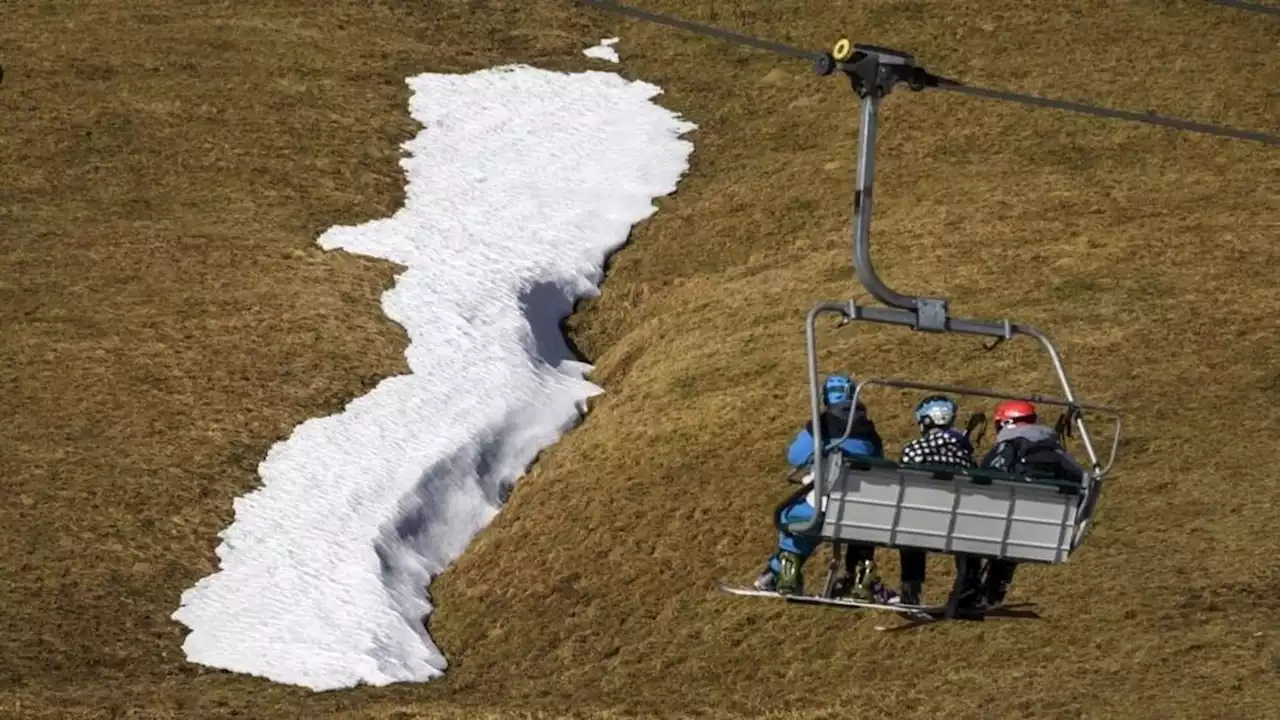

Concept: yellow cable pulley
[[832, 38, 853, 62]]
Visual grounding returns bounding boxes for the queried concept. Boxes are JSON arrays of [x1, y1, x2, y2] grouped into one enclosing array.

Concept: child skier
[[895, 394, 975, 604], [962, 399, 1088, 610], [753, 374, 897, 603]]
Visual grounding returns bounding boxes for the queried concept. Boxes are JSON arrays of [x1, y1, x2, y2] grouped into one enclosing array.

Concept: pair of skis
[[717, 583, 1026, 630]]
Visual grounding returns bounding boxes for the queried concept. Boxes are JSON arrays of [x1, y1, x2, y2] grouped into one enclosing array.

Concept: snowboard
[[716, 582, 941, 620], [717, 582, 1023, 628]]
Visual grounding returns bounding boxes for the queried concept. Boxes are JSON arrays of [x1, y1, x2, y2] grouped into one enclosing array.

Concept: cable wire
[[931, 78, 1280, 146], [576, 0, 821, 61], [576, 0, 1280, 147], [1204, 0, 1280, 16]]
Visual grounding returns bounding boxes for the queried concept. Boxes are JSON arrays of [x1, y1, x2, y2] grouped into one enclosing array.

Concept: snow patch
[[171, 64, 694, 691], [584, 36, 621, 63]]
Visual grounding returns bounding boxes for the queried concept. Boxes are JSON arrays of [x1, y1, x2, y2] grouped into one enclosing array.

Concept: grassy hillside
[[3, 1, 1277, 718]]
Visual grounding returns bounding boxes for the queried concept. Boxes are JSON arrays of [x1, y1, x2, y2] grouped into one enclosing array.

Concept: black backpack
[[811, 402, 885, 457], [988, 436, 1080, 482]]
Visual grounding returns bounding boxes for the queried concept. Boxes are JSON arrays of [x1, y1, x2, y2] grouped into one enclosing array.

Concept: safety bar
[[849, 377, 1120, 414], [839, 377, 1124, 479]]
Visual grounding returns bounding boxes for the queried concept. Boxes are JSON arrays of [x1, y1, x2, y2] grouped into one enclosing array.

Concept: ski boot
[[980, 567, 1010, 609], [775, 551, 804, 595], [835, 559, 899, 604], [899, 580, 923, 606], [752, 567, 777, 592], [949, 586, 984, 618]]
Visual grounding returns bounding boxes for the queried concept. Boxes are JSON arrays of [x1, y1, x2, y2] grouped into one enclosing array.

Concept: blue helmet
[[914, 394, 957, 429], [824, 374, 854, 406]]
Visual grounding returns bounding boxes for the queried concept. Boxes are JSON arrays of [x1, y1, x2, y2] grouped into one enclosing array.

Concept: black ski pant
[[982, 558, 1018, 599], [900, 548, 927, 585], [949, 552, 982, 599], [842, 544, 931, 588], [953, 555, 1017, 599], [845, 544, 926, 588]]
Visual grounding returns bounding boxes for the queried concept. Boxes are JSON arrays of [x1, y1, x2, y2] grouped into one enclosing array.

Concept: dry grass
[[3, 0, 1279, 718]]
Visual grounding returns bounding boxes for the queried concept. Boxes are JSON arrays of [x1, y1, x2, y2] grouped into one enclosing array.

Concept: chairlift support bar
[[850, 377, 1121, 414]]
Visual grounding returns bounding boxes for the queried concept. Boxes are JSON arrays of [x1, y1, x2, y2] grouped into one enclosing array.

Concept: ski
[[716, 583, 940, 620], [875, 598, 1038, 630]]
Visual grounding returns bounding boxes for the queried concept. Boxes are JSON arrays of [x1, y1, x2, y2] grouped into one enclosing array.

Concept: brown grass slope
[[1, 0, 1278, 718]]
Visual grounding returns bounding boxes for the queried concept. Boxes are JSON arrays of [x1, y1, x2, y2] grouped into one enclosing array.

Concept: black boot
[[948, 553, 985, 617], [981, 559, 1016, 606], [899, 580, 922, 606], [899, 548, 927, 605]]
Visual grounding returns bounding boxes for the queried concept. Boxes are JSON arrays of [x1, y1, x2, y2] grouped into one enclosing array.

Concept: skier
[[963, 399, 1088, 609], [896, 395, 975, 605], [753, 374, 897, 603]]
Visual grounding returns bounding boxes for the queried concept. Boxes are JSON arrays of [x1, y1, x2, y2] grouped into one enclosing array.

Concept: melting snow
[[583, 37, 621, 63], [171, 64, 694, 691]]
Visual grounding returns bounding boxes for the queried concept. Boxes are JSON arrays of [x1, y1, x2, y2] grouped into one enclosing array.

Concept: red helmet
[[994, 400, 1037, 428]]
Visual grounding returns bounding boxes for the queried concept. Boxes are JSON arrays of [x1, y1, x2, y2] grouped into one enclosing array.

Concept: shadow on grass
[[876, 601, 1043, 633]]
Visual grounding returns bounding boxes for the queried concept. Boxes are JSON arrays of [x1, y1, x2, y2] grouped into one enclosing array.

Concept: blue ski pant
[[768, 495, 876, 574], [768, 497, 819, 572]]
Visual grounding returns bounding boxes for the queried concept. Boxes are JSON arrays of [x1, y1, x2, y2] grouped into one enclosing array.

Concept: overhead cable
[[576, 0, 1280, 147], [1205, 0, 1280, 17]]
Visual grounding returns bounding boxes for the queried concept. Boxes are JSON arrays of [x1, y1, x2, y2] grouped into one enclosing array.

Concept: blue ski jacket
[[786, 402, 884, 467]]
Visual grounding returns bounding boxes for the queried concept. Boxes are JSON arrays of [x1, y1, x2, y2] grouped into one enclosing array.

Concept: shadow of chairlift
[[872, 602, 1044, 633]]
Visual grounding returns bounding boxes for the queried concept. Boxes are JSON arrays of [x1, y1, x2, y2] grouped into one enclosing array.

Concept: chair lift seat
[[783, 455, 1090, 565]]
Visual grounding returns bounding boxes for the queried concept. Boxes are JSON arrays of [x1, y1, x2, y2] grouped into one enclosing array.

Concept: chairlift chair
[[781, 44, 1124, 618]]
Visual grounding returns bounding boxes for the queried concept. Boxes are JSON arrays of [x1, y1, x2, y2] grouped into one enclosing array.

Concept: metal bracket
[[849, 45, 928, 98], [981, 321, 1014, 350], [915, 298, 949, 331], [834, 306, 854, 328], [814, 42, 937, 99]]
